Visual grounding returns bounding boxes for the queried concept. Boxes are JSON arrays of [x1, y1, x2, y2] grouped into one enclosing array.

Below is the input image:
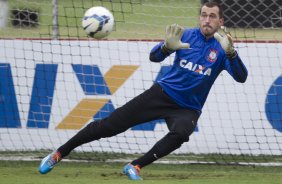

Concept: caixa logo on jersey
[[1, 64, 196, 131]]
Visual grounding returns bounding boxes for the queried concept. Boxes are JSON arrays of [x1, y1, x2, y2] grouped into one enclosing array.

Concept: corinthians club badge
[[208, 49, 218, 62]]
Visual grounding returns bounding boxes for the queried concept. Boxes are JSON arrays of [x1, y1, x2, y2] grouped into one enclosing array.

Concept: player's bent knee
[[173, 130, 190, 143], [168, 131, 188, 145]]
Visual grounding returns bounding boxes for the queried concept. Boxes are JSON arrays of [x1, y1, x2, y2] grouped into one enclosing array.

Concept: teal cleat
[[123, 163, 142, 180], [38, 151, 61, 174]]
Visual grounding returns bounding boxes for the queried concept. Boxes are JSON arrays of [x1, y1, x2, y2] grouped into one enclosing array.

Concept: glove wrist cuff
[[227, 49, 237, 60], [161, 44, 174, 55]]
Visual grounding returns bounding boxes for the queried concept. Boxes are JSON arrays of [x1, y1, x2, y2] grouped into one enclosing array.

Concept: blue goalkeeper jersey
[[150, 28, 248, 113]]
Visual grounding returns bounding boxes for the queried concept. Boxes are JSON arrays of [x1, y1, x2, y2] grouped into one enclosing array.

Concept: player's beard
[[201, 25, 217, 38]]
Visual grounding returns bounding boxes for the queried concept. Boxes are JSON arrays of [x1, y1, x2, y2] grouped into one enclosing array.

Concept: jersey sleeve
[[224, 52, 248, 83], [149, 41, 174, 62]]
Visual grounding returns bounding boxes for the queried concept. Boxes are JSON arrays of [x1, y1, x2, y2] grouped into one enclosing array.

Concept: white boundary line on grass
[[1, 156, 282, 167]]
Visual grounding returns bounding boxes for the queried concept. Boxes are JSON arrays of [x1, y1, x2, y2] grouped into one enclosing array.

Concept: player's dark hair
[[200, 2, 223, 18]]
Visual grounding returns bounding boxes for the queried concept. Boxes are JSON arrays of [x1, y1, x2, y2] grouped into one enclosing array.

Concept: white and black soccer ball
[[82, 6, 114, 39]]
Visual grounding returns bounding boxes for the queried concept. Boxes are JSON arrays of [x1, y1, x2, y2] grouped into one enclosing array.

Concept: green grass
[[1, 0, 281, 40], [0, 0, 199, 39], [1, 161, 282, 184], [3, 151, 282, 165]]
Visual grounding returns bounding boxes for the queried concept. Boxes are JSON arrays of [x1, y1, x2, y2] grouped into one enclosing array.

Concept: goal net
[[0, 0, 282, 165]]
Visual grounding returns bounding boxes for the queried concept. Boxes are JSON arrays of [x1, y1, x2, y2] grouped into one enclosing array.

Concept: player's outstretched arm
[[150, 24, 190, 62]]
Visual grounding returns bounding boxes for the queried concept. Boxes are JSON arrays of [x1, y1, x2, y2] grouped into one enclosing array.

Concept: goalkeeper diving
[[39, 2, 248, 180]]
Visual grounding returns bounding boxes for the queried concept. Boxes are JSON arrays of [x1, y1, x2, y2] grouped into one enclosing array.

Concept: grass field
[[0, 0, 199, 39], [1, 0, 282, 40], [1, 161, 282, 184]]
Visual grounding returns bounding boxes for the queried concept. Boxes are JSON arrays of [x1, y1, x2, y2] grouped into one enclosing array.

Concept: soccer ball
[[82, 6, 114, 39]]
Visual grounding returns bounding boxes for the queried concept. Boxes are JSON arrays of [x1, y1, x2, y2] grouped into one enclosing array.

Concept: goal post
[[0, 0, 282, 165]]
